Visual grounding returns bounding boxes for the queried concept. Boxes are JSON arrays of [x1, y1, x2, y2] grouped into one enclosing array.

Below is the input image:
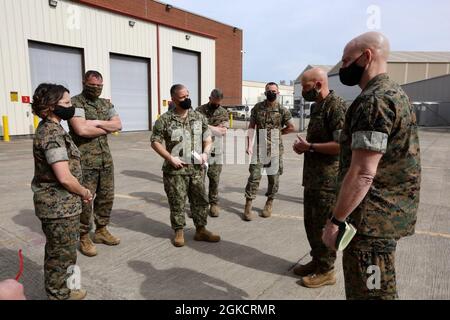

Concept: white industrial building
[[0, 0, 244, 137]]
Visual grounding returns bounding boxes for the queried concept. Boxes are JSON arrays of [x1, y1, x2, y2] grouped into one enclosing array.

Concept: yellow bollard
[[33, 115, 39, 130], [2, 115, 10, 142], [229, 113, 233, 129]]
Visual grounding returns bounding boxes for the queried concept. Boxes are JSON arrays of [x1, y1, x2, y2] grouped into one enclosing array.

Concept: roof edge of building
[[151, 0, 243, 31], [75, 0, 241, 39], [152, 0, 243, 31], [401, 73, 450, 87]]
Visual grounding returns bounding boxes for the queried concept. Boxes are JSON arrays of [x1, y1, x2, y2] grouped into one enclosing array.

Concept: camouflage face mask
[[83, 84, 103, 99], [302, 86, 321, 102]]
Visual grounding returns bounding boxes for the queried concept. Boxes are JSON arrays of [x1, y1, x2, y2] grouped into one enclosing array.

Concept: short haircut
[[84, 70, 103, 82], [170, 84, 186, 97], [210, 88, 224, 99], [32, 83, 70, 119], [265, 82, 279, 90]]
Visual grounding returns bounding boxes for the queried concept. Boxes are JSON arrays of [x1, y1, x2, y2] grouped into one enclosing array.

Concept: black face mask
[[265, 91, 277, 102], [339, 53, 366, 86], [179, 98, 192, 110], [53, 105, 75, 120], [302, 86, 320, 102], [209, 103, 220, 109]]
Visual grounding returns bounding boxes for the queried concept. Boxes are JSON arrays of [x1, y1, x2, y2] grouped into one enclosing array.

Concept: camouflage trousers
[[343, 235, 398, 300], [304, 188, 337, 273], [80, 166, 114, 235], [163, 172, 209, 230], [206, 164, 222, 204], [244, 158, 284, 200], [40, 215, 79, 300]]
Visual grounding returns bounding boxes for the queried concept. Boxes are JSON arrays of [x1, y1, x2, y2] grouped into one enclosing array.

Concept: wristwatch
[[330, 216, 346, 230], [309, 143, 315, 153]]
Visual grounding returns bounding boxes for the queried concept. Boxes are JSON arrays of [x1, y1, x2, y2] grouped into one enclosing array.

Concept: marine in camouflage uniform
[[196, 102, 229, 208], [32, 118, 82, 300], [69, 93, 118, 236], [339, 73, 421, 299], [244, 100, 293, 201], [302, 90, 347, 274], [151, 108, 212, 230]]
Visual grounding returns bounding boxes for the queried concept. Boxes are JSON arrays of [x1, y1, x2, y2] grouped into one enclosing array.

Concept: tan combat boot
[[79, 234, 97, 257], [293, 261, 317, 277], [67, 289, 87, 300], [93, 227, 121, 246], [209, 204, 220, 218], [243, 199, 254, 221], [301, 270, 336, 288], [261, 198, 273, 218], [173, 229, 185, 247], [194, 226, 221, 242]]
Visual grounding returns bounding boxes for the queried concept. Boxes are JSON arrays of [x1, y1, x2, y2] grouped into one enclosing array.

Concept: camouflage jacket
[[69, 93, 119, 169], [250, 101, 293, 156], [303, 91, 347, 190], [339, 74, 421, 239], [196, 103, 229, 158], [32, 118, 82, 219], [151, 109, 211, 175]]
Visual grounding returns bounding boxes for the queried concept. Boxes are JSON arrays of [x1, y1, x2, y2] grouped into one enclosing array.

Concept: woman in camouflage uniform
[[31, 84, 93, 300]]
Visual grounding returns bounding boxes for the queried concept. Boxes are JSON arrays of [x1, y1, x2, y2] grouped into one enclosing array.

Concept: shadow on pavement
[[121, 170, 163, 184], [113, 210, 298, 278], [128, 260, 249, 300]]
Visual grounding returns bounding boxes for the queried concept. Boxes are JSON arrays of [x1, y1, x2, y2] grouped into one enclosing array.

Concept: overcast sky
[[169, 0, 450, 83]]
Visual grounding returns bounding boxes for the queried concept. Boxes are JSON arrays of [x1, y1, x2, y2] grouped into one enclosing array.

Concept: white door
[[29, 42, 83, 131], [110, 54, 150, 131], [173, 48, 200, 109]]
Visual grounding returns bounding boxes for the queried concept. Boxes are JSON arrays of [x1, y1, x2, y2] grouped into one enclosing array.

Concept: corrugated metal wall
[[402, 74, 450, 127], [402, 74, 450, 101], [0, 0, 216, 136]]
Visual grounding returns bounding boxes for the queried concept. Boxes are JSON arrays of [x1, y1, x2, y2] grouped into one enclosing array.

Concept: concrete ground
[[0, 122, 449, 300]]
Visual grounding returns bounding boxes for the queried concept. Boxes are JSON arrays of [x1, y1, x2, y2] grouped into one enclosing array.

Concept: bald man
[[322, 32, 421, 300], [292, 68, 347, 287]]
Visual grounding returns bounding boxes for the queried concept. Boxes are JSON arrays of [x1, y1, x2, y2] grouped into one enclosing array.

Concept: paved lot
[[1, 123, 449, 300]]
